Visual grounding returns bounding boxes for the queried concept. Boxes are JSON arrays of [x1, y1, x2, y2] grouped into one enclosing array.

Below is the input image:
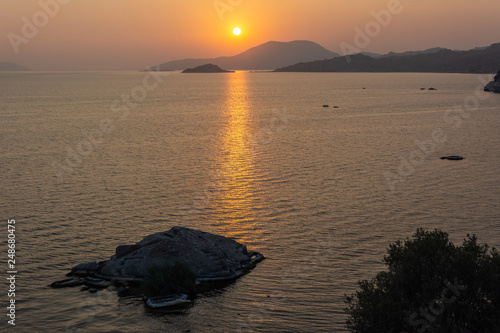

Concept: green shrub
[[143, 261, 196, 297], [345, 229, 500, 332]]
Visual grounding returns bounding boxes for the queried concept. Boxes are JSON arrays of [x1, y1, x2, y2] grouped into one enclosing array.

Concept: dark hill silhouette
[[380, 47, 449, 58], [147, 40, 339, 71], [360, 47, 448, 59], [182, 63, 234, 73], [274, 42, 500, 73], [0, 62, 29, 71]]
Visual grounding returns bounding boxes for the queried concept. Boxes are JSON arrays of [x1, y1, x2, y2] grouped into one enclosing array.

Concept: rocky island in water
[[51, 227, 264, 308], [182, 63, 234, 73]]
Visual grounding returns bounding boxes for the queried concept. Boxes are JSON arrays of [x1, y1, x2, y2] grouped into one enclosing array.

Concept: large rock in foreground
[[71, 227, 263, 282]]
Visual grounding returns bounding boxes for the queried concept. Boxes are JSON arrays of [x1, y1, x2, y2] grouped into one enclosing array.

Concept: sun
[[233, 27, 242, 36]]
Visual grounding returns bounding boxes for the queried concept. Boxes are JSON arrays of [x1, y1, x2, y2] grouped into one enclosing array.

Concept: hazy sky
[[1, 0, 499, 70]]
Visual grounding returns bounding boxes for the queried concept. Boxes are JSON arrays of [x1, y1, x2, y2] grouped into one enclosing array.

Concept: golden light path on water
[[209, 72, 262, 244]]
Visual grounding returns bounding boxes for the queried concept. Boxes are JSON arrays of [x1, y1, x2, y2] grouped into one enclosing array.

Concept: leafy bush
[[345, 229, 500, 332], [143, 261, 196, 297]]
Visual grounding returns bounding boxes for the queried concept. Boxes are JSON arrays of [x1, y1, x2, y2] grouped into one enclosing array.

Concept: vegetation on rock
[[143, 261, 196, 297]]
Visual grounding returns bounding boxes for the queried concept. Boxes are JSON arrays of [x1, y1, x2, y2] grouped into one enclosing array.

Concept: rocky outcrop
[[69, 226, 264, 282], [182, 64, 234, 73], [484, 70, 500, 92]]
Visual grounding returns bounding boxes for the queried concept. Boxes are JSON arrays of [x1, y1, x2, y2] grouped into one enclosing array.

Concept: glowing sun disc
[[233, 27, 242, 36]]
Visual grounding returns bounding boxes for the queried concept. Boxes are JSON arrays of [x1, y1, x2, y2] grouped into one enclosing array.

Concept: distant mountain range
[[275, 42, 500, 73], [360, 47, 449, 59], [147, 40, 339, 71], [148, 40, 500, 73], [0, 62, 29, 71]]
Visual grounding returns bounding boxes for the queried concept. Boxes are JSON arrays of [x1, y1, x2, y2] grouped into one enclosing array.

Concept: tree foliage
[[345, 229, 500, 332], [143, 261, 196, 297]]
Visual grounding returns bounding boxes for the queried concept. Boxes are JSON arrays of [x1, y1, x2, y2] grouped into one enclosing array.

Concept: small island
[[182, 63, 234, 73], [51, 227, 264, 308]]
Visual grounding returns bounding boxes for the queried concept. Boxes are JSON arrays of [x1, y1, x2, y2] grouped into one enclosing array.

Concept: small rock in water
[[484, 70, 500, 92], [440, 156, 464, 160]]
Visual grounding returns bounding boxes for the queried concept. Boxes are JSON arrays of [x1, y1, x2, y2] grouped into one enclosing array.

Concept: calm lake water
[[1, 71, 499, 332]]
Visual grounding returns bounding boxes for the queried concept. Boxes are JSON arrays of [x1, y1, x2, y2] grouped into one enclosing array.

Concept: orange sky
[[1, 0, 499, 70]]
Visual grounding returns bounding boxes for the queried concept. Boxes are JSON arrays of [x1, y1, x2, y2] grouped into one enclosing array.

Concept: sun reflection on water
[[209, 72, 262, 244]]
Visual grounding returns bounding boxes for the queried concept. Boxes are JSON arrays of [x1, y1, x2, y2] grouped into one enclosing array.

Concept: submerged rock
[[69, 227, 264, 283], [146, 294, 192, 309], [84, 277, 110, 288]]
